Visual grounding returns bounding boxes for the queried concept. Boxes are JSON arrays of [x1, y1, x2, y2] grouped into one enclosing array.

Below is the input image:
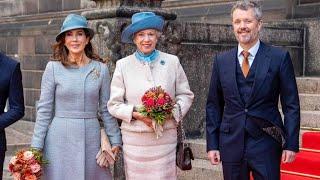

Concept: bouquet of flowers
[[138, 86, 174, 137], [8, 148, 47, 180]]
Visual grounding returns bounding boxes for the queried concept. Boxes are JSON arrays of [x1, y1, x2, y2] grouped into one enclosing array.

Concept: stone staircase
[[178, 77, 320, 180], [296, 77, 320, 130]]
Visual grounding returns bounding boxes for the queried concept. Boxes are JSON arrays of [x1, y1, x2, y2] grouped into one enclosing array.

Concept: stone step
[[6, 143, 31, 156], [178, 159, 223, 180], [278, 94, 318, 111], [185, 139, 207, 160], [6, 120, 35, 138], [300, 111, 320, 129], [297, 77, 320, 94], [3, 155, 12, 180], [280, 110, 320, 130], [6, 120, 33, 155], [298, 94, 320, 111]]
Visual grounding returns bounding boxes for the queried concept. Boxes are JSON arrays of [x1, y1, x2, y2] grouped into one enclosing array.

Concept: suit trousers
[[0, 150, 5, 180], [222, 131, 282, 180]]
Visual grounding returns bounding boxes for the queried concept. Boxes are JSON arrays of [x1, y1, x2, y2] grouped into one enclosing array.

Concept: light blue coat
[[31, 60, 122, 180]]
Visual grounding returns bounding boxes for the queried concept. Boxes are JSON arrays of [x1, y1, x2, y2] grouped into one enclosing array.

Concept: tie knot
[[242, 51, 250, 59]]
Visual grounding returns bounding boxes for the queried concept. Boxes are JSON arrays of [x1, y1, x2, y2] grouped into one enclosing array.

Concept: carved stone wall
[[291, 0, 320, 19], [0, 0, 309, 179], [163, 0, 288, 24], [85, 13, 304, 137], [0, 0, 306, 141], [270, 18, 320, 76]]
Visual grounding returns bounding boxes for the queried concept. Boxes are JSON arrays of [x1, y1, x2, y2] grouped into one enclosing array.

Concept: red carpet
[[281, 173, 320, 180], [281, 131, 320, 180], [302, 132, 320, 150], [250, 172, 320, 180]]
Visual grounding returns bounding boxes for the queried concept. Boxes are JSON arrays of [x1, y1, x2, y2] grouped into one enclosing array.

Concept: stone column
[[285, 0, 296, 19], [81, 1, 176, 179]]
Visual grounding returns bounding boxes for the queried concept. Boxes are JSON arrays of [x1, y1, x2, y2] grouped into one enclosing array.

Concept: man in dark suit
[[0, 52, 24, 179], [206, 1, 300, 179]]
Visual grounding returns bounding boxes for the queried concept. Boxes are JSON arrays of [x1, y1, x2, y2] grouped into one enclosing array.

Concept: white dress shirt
[[237, 40, 261, 68]]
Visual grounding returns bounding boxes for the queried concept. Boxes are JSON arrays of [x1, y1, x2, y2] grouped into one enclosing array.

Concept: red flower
[[138, 86, 175, 125], [157, 98, 165, 106], [144, 98, 155, 107]]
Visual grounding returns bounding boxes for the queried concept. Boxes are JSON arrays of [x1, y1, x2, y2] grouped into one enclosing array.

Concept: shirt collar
[[237, 40, 260, 57]]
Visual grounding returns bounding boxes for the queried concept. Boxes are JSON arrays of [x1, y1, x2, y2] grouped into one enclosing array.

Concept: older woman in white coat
[[107, 12, 194, 180], [31, 14, 122, 180]]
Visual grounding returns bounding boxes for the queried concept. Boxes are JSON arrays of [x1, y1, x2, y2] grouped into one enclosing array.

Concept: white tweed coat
[[31, 60, 122, 180], [107, 51, 194, 179], [107, 51, 194, 132]]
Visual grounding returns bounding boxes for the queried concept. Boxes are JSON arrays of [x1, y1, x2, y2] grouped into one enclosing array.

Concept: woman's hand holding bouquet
[[136, 86, 174, 138]]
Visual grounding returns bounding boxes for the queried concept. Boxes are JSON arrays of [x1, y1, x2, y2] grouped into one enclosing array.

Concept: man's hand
[[208, 150, 221, 165], [282, 150, 296, 163]]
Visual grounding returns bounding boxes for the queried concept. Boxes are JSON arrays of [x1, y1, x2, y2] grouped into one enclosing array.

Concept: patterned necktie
[[241, 50, 250, 78]]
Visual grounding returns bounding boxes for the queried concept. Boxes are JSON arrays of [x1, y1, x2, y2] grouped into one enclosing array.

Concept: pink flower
[[23, 151, 34, 161], [13, 172, 21, 180], [30, 163, 41, 173], [9, 156, 17, 165], [25, 175, 37, 180]]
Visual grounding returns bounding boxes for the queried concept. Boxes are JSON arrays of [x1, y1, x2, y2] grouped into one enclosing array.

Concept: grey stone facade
[[163, 0, 320, 24], [163, 0, 289, 24], [269, 18, 320, 76], [1, 1, 319, 179], [0, 0, 311, 131], [0, 12, 75, 122], [0, 0, 82, 17]]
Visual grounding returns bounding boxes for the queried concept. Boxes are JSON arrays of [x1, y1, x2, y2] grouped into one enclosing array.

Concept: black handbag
[[176, 104, 194, 170]]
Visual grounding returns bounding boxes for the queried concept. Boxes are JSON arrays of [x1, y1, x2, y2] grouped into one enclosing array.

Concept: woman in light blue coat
[[31, 14, 122, 180]]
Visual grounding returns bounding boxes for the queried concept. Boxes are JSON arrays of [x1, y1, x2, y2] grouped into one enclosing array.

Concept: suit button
[[244, 109, 248, 112]]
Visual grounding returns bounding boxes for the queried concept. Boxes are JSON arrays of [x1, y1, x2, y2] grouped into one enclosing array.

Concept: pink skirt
[[121, 128, 177, 180]]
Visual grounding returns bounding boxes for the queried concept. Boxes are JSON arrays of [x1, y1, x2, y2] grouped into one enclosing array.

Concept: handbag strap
[[177, 103, 187, 145]]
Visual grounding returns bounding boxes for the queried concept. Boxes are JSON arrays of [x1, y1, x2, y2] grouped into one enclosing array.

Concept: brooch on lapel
[[160, 60, 165, 65], [91, 68, 100, 80]]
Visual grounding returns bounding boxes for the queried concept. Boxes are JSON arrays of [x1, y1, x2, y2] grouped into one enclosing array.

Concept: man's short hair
[[231, 1, 262, 21]]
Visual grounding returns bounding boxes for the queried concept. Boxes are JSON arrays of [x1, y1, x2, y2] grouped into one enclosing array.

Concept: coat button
[[244, 109, 248, 112]]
